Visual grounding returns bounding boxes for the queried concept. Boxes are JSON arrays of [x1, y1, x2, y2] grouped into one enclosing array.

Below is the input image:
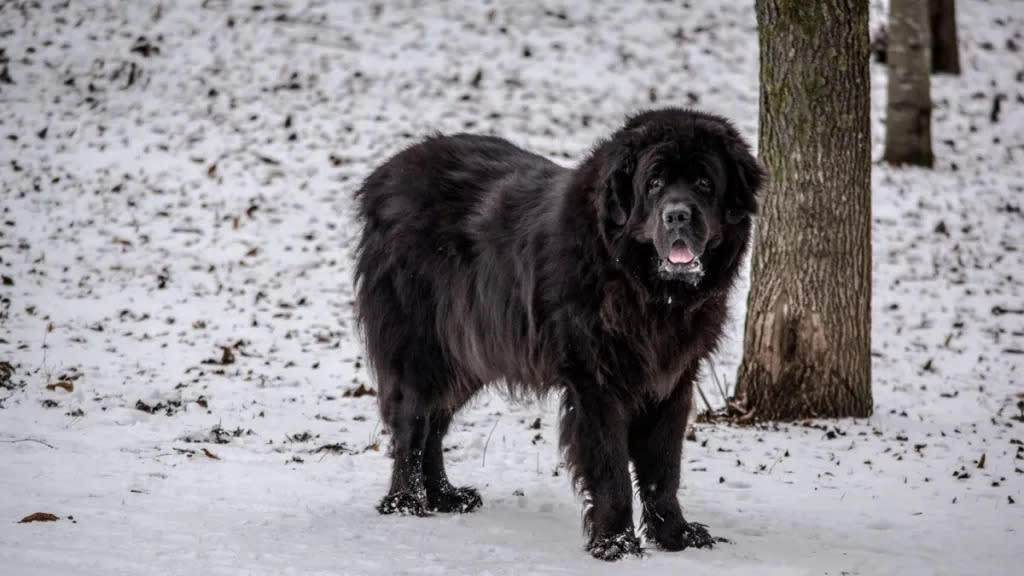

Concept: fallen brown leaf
[[343, 384, 376, 398], [201, 448, 220, 460], [19, 512, 59, 523], [46, 381, 74, 393], [201, 345, 236, 366]]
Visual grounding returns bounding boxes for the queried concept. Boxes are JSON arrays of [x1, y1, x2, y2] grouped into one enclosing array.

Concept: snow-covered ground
[[1, 1, 1021, 574]]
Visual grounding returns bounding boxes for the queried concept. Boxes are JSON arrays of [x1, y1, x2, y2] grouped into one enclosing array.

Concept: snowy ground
[[1, 1, 1021, 574]]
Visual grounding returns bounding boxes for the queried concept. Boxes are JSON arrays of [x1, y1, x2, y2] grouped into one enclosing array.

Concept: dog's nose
[[662, 203, 691, 229]]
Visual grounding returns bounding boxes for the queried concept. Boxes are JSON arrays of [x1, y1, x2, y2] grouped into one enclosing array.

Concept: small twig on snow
[[481, 417, 501, 467], [0, 438, 57, 449], [708, 357, 729, 402], [695, 381, 714, 415]]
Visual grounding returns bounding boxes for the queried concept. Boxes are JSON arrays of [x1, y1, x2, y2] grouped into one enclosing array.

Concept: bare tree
[[930, 0, 960, 74], [737, 0, 873, 420], [884, 0, 934, 167]]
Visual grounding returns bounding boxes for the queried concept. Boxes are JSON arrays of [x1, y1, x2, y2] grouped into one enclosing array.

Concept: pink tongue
[[669, 244, 694, 264]]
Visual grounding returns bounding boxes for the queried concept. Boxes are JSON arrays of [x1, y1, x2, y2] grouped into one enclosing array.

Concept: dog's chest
[[597, 282, 727, 401], [646, 335, 696, 401], [643, 305, 719, 401]]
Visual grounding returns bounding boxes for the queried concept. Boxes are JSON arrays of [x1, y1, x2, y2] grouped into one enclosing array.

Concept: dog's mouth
[[668, 242, 695, 265], [659, 240, 704, 282]]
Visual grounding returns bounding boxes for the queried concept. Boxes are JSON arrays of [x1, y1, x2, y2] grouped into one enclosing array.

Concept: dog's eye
[[694, 176, 712, 193], [647, 178, 664, 195], [725, 208, 746, 224]]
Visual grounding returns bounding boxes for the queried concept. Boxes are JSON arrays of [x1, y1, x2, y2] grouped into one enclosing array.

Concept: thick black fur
[[354, 108, 764, 560]]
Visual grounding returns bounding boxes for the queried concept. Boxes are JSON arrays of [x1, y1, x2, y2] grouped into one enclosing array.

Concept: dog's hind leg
[[376, 372, 432, 516], [422, 409, 482, 513], [376, 328, 462, 517]]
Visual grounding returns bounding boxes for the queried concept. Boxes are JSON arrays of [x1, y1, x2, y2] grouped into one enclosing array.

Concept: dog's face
[[634, 147, 726, 284], [601, 109, 764, 287]]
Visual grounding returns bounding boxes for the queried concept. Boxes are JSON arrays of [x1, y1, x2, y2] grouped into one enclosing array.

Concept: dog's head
[[598, 109, 765, 288]]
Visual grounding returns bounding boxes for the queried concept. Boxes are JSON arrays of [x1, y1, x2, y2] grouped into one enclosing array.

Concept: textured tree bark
[[884, 0, 934, 167], [930, 0, 960, 74], [737, 0, 873, 420]]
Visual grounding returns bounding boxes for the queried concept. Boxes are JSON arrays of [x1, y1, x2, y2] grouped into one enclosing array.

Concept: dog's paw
[[678, 521, 720, 549], [587, 531, 643, 561], [643, 507, 726, 551], [427, 485, 483, 514], [377, 491, 429, 517], [651, 520, 726, 551]]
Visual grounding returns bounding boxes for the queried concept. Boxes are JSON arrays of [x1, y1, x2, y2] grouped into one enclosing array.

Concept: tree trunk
[[737, 1, 873, 420], [930, 0, 960, 74], [884, 0, 934, 167]]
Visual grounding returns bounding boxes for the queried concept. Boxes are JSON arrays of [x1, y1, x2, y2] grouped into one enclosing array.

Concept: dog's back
[[354, 133, 567, 413]]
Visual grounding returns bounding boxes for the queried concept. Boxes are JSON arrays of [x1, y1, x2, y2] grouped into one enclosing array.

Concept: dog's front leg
[[630, 368, 718, 551], [561, 384, 640, 561]]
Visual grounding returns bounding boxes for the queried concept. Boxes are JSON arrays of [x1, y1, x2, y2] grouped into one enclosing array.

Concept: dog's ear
[[722, 133, 766, 225], [604, 139, 637, 229]]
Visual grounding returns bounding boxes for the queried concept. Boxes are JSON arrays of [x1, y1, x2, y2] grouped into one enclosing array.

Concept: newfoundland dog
[[354, 108, 763, 560]]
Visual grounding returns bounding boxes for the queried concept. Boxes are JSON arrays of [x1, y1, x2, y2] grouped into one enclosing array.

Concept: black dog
[[354, 108, 763, 560]]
